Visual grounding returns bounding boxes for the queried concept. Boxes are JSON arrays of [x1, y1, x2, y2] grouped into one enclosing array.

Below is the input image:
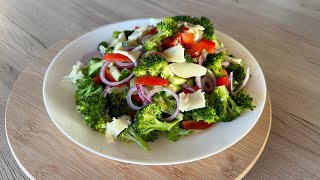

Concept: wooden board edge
[[236, 95, 272, 179]]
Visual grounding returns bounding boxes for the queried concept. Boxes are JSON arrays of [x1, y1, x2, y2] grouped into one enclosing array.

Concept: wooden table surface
[[0, 0, 319, 179]]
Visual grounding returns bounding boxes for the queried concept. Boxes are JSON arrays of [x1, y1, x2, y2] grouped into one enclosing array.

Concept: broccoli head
[[118, 125, 150, 151], [183, 106, 218, 123], [135, 103, 183, 140], [166, 123, 192, 142], [184, 53, 194, 63], [105, 91, 131, 118], [172, 15, 214, 40], [203, 53, 226, 78], [212, 86, 244, 122], [98, 41, 114, 53], [232, 90, 255, 111], [75, 77, 111, 133], [226, 63, 246, 90], [133, 54, 168, 77], [143, 17, 178, 51], [152, 91, 177, 115]]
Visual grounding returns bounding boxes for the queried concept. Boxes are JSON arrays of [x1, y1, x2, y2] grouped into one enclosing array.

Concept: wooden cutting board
[[5, 41, 271, 180]]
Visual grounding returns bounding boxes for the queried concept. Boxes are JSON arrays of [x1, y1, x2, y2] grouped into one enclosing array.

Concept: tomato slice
[[147, 27, 158, 35], [181, 27, 189, 31], [105, 68, 117, 82], [200, 39, 215, 53], [182, 120, 213, 130], [102, 53, 132, 62], [185, 42, 205, 58], [135, 76, 169, 86], [181, 33, 194, 46], [161, 37, 173, 49], [132, 94, 143, 104], [92, 75, 103, 85], [217, 77, 228, 86]]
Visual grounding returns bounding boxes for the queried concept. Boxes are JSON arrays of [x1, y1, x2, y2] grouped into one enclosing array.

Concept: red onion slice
[[234, 67, 250, 94], [147, 87, 180, 122], [103, 85, 111, 97], [136, 85, 152, 104], [132, 45, 142, 51], [201, 76, 214, 92], [115, 62, 135, 68], [224, 55, 242, 64], [198, 53, 204, 65], [80, 51, 104, 66], [182, 84, 196, 93], [99, 61, 134, 86], [228, 71, 234, 95], [126, 86, 144, 110], [207, 69, 217, 87], [215, 47, 226, 54], [195, 76, 202, 90]]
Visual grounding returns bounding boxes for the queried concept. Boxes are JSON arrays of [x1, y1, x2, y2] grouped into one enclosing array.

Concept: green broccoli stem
[[150, 118, 182, 132], [227, 97, 242, 113], [126, 129, 150, 151]]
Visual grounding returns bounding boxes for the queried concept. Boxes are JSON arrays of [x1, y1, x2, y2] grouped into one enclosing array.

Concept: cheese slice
[[169, 62, 207, 78], [110, 32, 126, 47], [179, 90, 206, 112], [128, 26, 148, 41], [105, 115, 131, 143], [163, 44, 186, 63]]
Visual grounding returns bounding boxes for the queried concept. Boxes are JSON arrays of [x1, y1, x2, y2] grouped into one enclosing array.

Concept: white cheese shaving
[[169, 62, 207, 78], [63, 61, 84, 84], [105, 115, 131, 143], [163, 44, 186, 63], [184, 22, 205, 42], [179, 90, 206, 112], [128, 26, 148, 41]]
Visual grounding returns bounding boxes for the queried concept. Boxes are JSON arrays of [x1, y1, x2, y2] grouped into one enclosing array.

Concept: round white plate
[[43, 18, 266, 165]]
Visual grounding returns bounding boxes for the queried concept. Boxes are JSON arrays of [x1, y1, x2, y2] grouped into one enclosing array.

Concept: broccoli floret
[[152, 92, 177, 115], [75, 77, 111, 133], [184, 106, 218, 123], [184, 53, 193, 63], [135, 103, 183, 140], [226, 63, 246, 90], [172, 15, 214, 40], [133, 54, 168, 77], [232, 90, 255, 111], [166, 123, 192, 142], [212, 86, 244, 122], [143, 17, 178, 51], [118, 125, 150, 151], [203, 53, 226, 78], [106, 91, 131, 118], [98, 41, 114, 53]]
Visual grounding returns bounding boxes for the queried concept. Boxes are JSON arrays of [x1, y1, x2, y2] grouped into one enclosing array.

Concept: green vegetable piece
[[113, 31, 121, 39], [226, 63, 246, 90], [168, 76, 187, 85], [168, 84, 182, 92], [143, 17, 178, 51], [118, 125, 150, 151], [87, 58, 104, 77], [232, 90, 255, 111], [166, 124, 192, 142], [119, 68, 132, 81], [133, 54, 168, 77], [203, 52, 226, 78], [172, 15, 214, 40]]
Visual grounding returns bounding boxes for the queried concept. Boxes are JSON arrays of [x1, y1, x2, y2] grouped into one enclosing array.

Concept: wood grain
[[0, 0, 320, 179], [5, 41, 271, 180]]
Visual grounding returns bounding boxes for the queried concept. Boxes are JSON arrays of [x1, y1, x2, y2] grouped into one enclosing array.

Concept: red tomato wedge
[[182, 120, 213, 130], [200, 39, 215, 53], [135, 76, 169, 86], [92, 75, 103, 85], [181, 33, 194, 46], [217, 77, 228, 87], [186, 42, 205, 58], [147, 27, 158, 35], [102, 53, 131, 62], [105, 68, 117, 82], [132, 94, 143, 104]]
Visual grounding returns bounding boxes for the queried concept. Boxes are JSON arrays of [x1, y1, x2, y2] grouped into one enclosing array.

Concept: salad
[[64, 16, 255, 151]]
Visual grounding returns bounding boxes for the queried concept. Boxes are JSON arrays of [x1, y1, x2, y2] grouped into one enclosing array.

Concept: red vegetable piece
[[182, 120, 213, 130], [135, 76, 169, 86]]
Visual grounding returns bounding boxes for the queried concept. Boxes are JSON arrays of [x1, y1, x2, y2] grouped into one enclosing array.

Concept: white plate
[[43, 18, 266, 165]]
